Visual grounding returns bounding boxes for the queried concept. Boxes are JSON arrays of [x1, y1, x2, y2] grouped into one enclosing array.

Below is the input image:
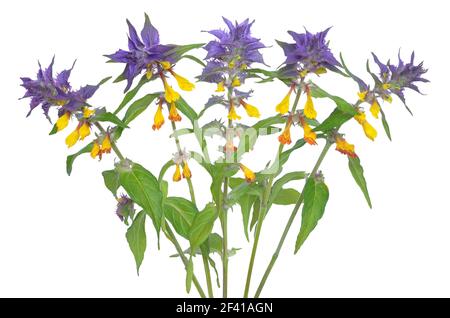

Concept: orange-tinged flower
[[90, 140, 101, 159], [335, 136, 357, 158], [303, 86, 317, 119], [239, 163, 256, 183], [227, 104, 241, 121], [152, 103, 165, 130], [173, 164, 182, 182], [300, 116, 317, 145], [223, 139, 237, 154], [102, 134, 112, 153], [168, 102, 182, 122], [182, 161, 192, 179], [56, 112, 70, 132], [278, 120, 292, 145], [240, 100, 260, 118]]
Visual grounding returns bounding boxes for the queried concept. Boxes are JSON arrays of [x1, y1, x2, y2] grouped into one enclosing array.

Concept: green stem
[[165, 225, 207, 298], [94, 122, 125, 161], [170, 120, 213, 297], [254, 141, 332, 298], [243, 82, 303, 297]]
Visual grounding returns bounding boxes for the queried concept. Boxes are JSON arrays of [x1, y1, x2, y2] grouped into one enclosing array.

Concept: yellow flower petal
[[173, 164, 182, 182], [102, 134, 112, 153], [358, 90, 368, 102], [382, 83, 391, 90], [303, 123, 317, 145], [56, 112, 70, 132], [335, 136, 357, 158], [182, 161, 192, 179], [315, 67, 327, 75], [79, 122, 91, 140], [152, 104, 165, 130], [242, 101, 260, 118], [216, 81, 225, 92], [275, 90, 292, 114], [362, 121, 377, 141], [227, 104, 241, 121], [90, 141, 100, 159], [65, 128, 80, 148], [160, 61, 171, 70], [303, 90, 317, 119], [164, 82, 180, 103], [278, 122, 292, 145], [172, 72, 195, 91], [354, 112, 366, 125], [232, 77, 241, 87], [82, 107, 95, 119], [370, 99, 381, 119], [382, 94, 393, 103]]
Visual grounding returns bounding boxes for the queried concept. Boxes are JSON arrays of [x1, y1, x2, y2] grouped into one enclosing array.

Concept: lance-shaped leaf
[[295, 178, 329, 253], [126, 210, 147, 274], [122, 93, 160, 125], [309, 82, 357, 115], [117, 162, 164, 235], [348, 156, 372, 208], [269, 171, 306, 208], [93, 111, 128, 128], [164, 197, 197, 239], [102, 169, 119, 197], [175, 96, 198, 124], [314, 108, 354, 132], [272, 188, 301, 205], [66, 142, 93, 176], [380, 108, 392, 141], [186, 256, 193, 293], [113, 75, 156, 114], [188, 203, 217, 250]]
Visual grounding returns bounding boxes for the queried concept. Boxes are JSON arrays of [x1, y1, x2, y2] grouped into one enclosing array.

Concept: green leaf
[[97, 76, 112, 86], [314, 108, 354, 132], [380, 108, 392, 141], [164, 197, 198, 239], [309, 83, 357, 116], [49, 124, 58, 135], [295, 178, 329, 253], [180, 54, 206, 67], [279, 139, 307, 168], [66, 142, 93, 176], [208, 256, 221, 288], [126, 210, 147, 274], [348, 156, 372, 208], [167, 43, 205, 60], [117, 162, 164, 235], [158, 160, 175, 183], [94, 112, 128, 128], [250, 198, 261, 231], [175, 96, 198, 124], [188, 203, 217, 250], [269, 171, 306, 207], [102, 169, 119, 197], [113, 75, 154, 115], [170, 128, 193, 138], [272, 188, 301, 205], [237, 194, 256, 240], [122, 93, 160, 125], [186, 256, 193, 293]]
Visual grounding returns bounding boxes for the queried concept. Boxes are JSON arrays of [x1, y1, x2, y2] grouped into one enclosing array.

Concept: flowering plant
[[20, 14, 428, 298]]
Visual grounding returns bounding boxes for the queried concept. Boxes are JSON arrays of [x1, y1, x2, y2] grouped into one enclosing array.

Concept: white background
[[1, 0, 449, 297]]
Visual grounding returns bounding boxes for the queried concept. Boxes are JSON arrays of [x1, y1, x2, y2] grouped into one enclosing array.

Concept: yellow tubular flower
[[168, 102, 182, 122], [315, 67, 327, 75], [182, 161, 192, 179], [370, 99, 381, 119], [299, 69, 309, 78], [160, 61, 171, 70], [82, 107, 95, 118], [90, 141, 100, 159], [152, 104, 165, 130], [382, 83, 391, 90], [163, 79, 180, 103], [278, 121, 292, 145], [173, 164, 182, 182], [56, 112, 70, 132], [383, 94, 393, 103], [65, 128, 80, 148], [102, 134, 112, 153], [275, 87, 293, 114], [303, 89, 317, 119], [358, 91, 368, 102], [170, 70, 195, 91], [232, 77, 241, 87], [303, 124, 317, 145], [362, 121, 378, 141], [216, 81, 225, 92], [79, 122, 91, 140], [335, 136, 357, 158], [227, 104, 241, 121], [240, 100, 260, 118], [239, 163, 256, 183], [354, 112, 366, 125]]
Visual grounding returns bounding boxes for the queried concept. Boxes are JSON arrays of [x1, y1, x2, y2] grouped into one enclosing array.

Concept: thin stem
[[170, 120, 213, 297], [94, 122, 125, 161], [254, 141, 332, 298], [165, 225, 207, 298], [243, 82, 303, 297]]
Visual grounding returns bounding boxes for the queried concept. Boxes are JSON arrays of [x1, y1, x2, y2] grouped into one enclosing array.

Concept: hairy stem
[[243, 82, 303, 297], [254, 141, 332, 298]]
